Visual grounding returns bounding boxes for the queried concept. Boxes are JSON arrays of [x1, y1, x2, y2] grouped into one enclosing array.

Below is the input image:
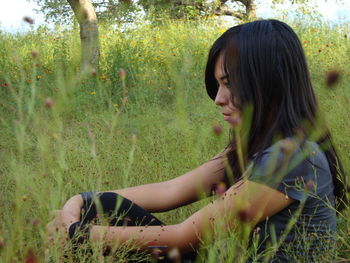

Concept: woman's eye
[[224, 82, 230, 87]]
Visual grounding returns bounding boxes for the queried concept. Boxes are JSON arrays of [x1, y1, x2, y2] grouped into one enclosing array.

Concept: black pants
[[80, 192, 197, 263]]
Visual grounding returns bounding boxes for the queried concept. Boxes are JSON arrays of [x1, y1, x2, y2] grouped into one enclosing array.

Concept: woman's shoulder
[[250, 138, 332, 185], [248, 138, 333, 202], [259, 138, 329, 168]]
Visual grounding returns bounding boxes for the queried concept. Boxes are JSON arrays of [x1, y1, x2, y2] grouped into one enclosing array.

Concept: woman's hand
[[46, 195, 83, 245], [62, 194, 84, 219], [46, 209, 79, 245]]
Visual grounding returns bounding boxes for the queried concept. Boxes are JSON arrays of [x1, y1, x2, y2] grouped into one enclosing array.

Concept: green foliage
[[28, 0, 143, 23], [138, 0, 218, 20], [28, 0, 251, 23], [0, 18, 349, 262]]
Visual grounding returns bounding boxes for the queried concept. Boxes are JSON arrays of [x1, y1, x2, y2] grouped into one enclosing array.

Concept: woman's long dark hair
[[205, 19, 347, 211]]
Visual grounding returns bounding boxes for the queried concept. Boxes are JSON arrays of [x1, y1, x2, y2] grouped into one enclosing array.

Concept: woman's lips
[[223, 113, 231, 121]]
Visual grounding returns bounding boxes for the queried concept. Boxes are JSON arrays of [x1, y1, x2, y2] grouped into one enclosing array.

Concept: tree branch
[[214, 7, 244, 20]]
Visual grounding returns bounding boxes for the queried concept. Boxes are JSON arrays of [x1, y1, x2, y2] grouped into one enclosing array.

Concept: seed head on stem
[[45, 98, 54, 109], [212, 123, 223, 136], [215, 182, 227, 195], [325, 70, 341, 87], [119, 68, 126, 80], [23, 16, 34, 24], [305, 180, 315, 191]]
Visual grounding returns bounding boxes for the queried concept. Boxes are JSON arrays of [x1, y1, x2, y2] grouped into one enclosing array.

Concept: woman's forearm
[[110, 182, 176, 213], [89, 223, 198, 255]]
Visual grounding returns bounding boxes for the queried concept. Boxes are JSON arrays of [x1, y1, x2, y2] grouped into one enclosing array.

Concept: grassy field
[[0, 18, 349, 262]]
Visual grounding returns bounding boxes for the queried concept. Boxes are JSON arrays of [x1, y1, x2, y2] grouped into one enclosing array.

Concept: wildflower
[[113, 104, 118, 107], [325, 70, 340, 87], [90, 91, 96, 95], [212, 123, 223, 135], [2, 82, 8, 87], [119, 68, 126, 80], [31, 50, 38, 58], [100, 74, 107, 80], [318, 48, 322, 52], [23, 16, 34, 24], [91, 69, 97, 77], [230, 112, 242, 128], [22, 195, 28, 201], [216, 182, 226, 195], [27, 80, 33, 84], [25, 249, 37, 263], [305, 180, 314, 191], [237, 209, 250, 222], [45, 98, 54, 108], [36, 75, 43, 80], [32, 219, 40, 226]]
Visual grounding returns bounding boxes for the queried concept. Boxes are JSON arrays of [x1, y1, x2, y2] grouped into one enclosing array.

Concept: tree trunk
[[245, 0, 257, 21], [67, 0, 100, 71]]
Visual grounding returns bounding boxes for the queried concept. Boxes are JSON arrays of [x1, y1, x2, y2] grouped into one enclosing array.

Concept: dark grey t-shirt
[[246, 140, 336, 262]]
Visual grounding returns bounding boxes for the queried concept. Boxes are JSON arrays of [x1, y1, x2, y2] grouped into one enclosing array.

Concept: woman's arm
[[62, 150, 228, 217], [111, 151, 228, 212], [88, 179, 294, 255]]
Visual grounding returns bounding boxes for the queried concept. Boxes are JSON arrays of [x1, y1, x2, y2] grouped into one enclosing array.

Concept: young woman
[[47, 19, 347, 262]]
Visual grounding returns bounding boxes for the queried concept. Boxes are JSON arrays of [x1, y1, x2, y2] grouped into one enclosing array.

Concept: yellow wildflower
[[90, 91, 96, 95]]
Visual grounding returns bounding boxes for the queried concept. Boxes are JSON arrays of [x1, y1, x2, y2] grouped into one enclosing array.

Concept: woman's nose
[[215, 86, 227, 106]]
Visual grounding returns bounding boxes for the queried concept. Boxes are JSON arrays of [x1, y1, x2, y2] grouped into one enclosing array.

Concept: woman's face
[[214, 55, 241, 125]]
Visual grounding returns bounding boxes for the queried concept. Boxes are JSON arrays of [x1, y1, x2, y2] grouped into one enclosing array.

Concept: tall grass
[[0, 18, 349, 262]]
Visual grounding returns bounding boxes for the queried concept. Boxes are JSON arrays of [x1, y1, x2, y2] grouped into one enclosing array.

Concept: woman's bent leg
[[80, 191, 164, 226], [80, 191, 196, 262]]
